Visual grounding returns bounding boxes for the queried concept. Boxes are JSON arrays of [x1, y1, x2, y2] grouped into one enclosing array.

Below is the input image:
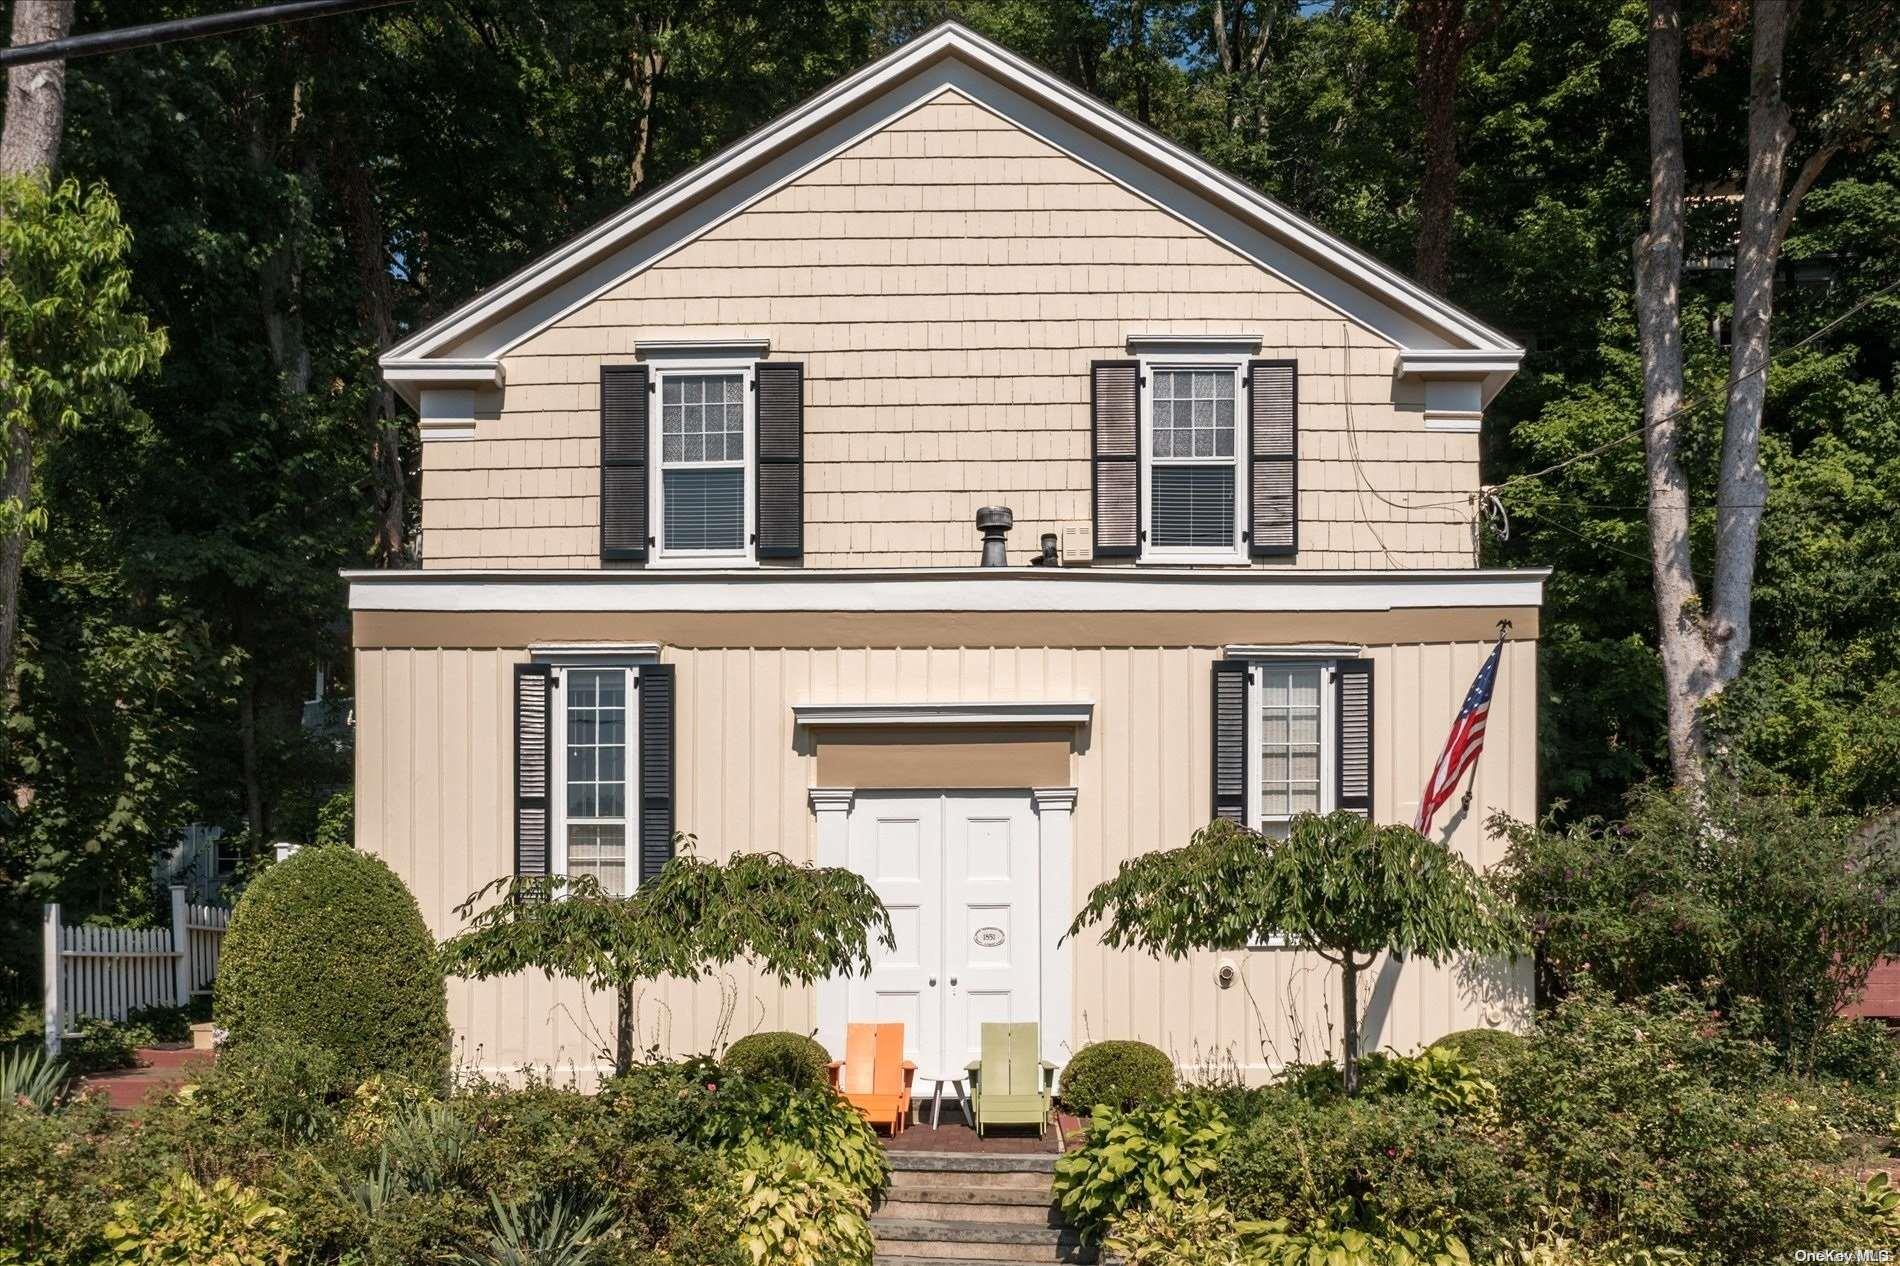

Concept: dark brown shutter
[[754, 361, 804, 560], [637, 662, 676, 885], [1091, 359, 1141, 558], [1212, 659, 1251, 823], [1336, 659, 1373, 818], [601, 365, 649, 561], [1247, 359, 1298, 557], [514, 663, 552, 877]]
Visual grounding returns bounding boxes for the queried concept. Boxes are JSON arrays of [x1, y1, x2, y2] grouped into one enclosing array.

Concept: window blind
[[662, 467, 745, 551], [1150, 465, 1235, 549]]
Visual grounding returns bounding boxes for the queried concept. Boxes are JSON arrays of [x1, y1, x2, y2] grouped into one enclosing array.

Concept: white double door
[[846, 792, 1040, 1077]]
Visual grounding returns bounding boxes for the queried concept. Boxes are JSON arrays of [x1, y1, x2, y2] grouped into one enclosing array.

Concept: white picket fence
[[42, 884, 231, 1056]]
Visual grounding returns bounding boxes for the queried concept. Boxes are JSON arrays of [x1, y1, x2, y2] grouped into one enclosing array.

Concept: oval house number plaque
[[973, 926, 1006, 948]]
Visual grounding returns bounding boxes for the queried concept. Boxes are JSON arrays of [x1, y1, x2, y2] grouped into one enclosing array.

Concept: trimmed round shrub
[[1427, 1028, 1528, 1084], [723, 1031, 831, 1089], [214, 845, 449, 1088], [1058, 1040, 1176, 1113]]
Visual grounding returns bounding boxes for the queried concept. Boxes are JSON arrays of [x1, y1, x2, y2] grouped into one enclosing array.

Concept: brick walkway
[[73, 1045, 213, 1111], [884, 1111, 1081, 1154]]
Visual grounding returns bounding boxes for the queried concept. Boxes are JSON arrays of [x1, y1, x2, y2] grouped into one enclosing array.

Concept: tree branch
[[1769, 142, 1839, 259]]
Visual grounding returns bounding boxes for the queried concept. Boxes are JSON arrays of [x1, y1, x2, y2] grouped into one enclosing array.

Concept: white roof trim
[[380, 23, 1522, 375], [346, 566, 1548, 614], [1224, 643, 1366, 659], [793, 701, 1093, 728], [383, 358, 504, 399], [529, 641, 662, 662]]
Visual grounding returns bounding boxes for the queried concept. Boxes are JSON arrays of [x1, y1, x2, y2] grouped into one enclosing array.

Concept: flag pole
[[1456, 621, 1512, 815]]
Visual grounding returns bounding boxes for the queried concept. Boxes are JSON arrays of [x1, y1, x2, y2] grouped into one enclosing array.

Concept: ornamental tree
[[1068, 811, 1522, 1094], [443, 839, 892, 1074]]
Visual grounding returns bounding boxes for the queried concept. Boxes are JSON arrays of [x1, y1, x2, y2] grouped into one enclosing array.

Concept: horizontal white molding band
[[346, 567, 1547, 614], [794, 701, 1093, 727]]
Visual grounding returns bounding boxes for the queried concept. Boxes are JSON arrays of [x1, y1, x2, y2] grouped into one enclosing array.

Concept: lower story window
[[563, 667, 631, 893], [1257, 663, 1325, 837]]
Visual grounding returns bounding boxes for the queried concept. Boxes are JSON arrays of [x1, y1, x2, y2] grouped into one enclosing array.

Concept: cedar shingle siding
[[418, 91, 1477, 571]]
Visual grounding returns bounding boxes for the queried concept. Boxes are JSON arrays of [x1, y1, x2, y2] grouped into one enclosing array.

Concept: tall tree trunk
[[336, 141, 409, 563], [626, 17, 669, 197], [1707, 0, 1799, 703], [1403, 0, 1489, 294], [1635, 0, 1703, 785], [1130, 0, 1152, 126], [616, 982, 635, 1075], [1636, 0, 1822, 786], [0, 0, 74, 722], [252, 79, 314, 397]]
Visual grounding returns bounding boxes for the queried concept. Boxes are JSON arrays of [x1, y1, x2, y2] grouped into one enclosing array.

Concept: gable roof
[[381, 23, 1522, 405]]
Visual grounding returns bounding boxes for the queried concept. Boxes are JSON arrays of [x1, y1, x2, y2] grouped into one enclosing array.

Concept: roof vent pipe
[[976, 506, 1014, 567]]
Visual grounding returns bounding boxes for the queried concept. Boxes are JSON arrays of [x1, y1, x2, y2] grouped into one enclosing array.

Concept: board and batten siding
[[356, 635, 1535, 1084], [418, 89, 1475, 572]]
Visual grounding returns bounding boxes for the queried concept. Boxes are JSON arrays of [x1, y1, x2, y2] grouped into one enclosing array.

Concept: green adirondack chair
[[965, 1022, 1055, 1137]]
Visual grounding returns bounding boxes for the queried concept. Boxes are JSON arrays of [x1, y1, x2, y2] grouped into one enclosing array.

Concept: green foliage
[[184, 1038, 345, 1146], [1810, 1017, 1900, 1090], [722, 1031, 831, 1090], [312, 790, 354, 849], [1427, 1030, 1529, 1086], [1103, 1197, 1261, 1266], [0, 1044, 68, 1112], [444, 846, 890, 1072], [1490, 781, 1900, 1061], [216, 845, 449, 1088], [1248, 1219, 1475, 1266], [730, 1143, 875, 1266], [1052, 1096, 1231, 1244], [1499, 985, 1876, 1259], [444, 1191, 619, 1266], [1072, 814, 1522, 966], [1058, 1039, 1177, 1113], [102, 1173, 290, 1266], [0, 175, 166, 541], [691, 1078, 889, 1198]]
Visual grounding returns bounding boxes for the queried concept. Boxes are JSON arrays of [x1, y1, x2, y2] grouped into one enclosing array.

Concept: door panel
[[846, 797, 943, 1071], [844, 792, 1040, 1077], [944, 796, 1040, 1075]]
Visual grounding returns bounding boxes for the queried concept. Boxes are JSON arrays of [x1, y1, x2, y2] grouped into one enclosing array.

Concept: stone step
[[879, 1187, 1059, 1225], [889, 1167, 1055, 1196], [872, 1218, 1092, 1264], [887, 1151, 1059, 1174]]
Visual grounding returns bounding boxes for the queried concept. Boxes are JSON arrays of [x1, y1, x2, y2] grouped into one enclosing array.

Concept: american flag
[[1414, 632, 1506, 835]]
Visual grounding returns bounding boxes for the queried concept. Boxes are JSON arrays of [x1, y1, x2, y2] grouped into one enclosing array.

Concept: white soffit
[[345, 567, 1549, 613], [377, 23, 1523, 390]]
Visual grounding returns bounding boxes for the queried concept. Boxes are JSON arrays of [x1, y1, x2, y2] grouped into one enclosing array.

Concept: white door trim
[[811, 785, 1076, 1076]]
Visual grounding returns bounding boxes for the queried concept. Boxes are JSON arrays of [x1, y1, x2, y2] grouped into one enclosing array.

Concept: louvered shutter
[[1091, 360, 1141, 558], [1335, 659, 1373, 818], [600, 365, 650, 561], [514, 664, 552, 877], [1212, 659, 1251, 823], [754, 361, 804, 560], [637, 663, 676, 885], [1247, 359, 1298, 557]]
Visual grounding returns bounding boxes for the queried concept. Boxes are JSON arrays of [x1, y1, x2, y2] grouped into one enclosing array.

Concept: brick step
[[872, 1218, 1092, 1264]]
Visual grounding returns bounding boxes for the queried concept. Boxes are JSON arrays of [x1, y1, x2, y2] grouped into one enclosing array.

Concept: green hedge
[[1427, 1028, 1528, 1084], [214, 846, 449, 1089], [1058, 1040, 1176, 1113], [723, 1031, 831, 1090]]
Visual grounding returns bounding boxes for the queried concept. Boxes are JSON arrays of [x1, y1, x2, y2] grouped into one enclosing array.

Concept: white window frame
[[1138, 354, 1250, 564], [550, 663, 641, 895], [1244, 658, 1336, 949], [646, 357, 757, 566]]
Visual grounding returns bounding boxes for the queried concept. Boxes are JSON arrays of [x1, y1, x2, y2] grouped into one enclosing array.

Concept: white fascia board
[[634, 338, 771, 359], [383, 358, 504, 410], [1398, 349, 1526, 409], [793, 701, 1093, 728], [379, 23, 1522, 372], [345, 567, 1549, 614]]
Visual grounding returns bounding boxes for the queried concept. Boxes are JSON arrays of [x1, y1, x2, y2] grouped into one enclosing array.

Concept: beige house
[[351, 23, 1542, 1088]]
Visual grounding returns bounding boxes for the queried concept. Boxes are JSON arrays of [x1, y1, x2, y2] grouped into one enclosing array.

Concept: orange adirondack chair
[[828, 1022, 915, 1135]]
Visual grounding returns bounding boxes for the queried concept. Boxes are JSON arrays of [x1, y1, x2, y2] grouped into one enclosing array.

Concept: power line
[[0, 0, 414, 68], [1487, 274, 1900, 497]]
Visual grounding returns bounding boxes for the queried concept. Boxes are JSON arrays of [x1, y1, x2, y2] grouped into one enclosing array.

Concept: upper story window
[[558, 666, 635, 893], [654, 365, 753, 561], [1250, 661, 1333, 837], [1143, 361, 1248, 561]]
